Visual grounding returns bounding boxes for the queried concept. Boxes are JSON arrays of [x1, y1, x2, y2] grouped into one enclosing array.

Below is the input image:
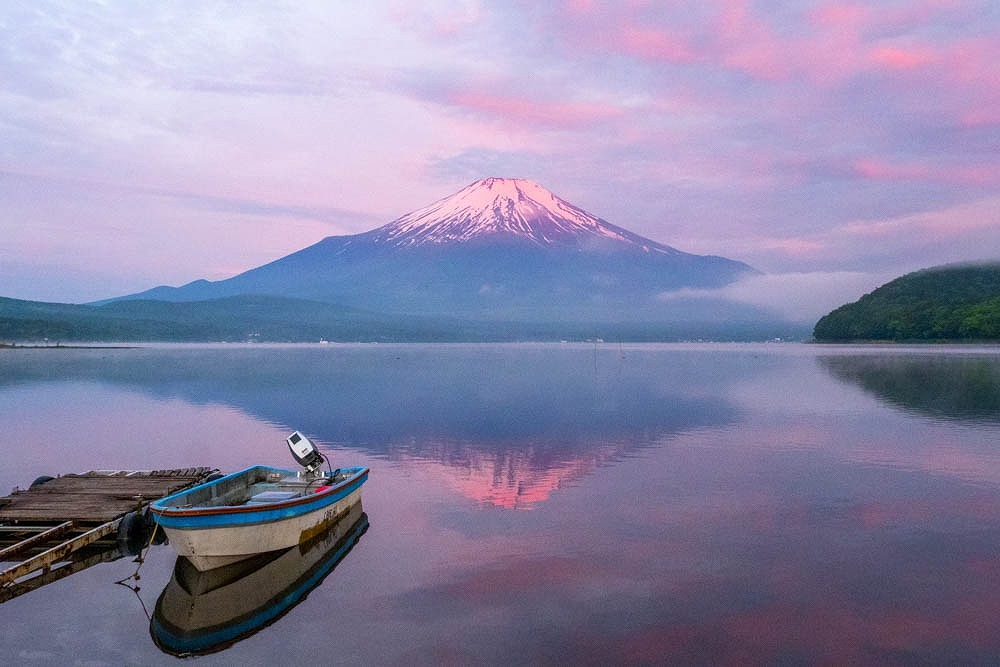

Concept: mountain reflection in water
[[0, 345, 739, 508], [150, 502, 368, 657]]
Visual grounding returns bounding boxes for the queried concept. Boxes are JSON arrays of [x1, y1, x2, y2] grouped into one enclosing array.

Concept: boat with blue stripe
[[151, 501, 368, 656], [150, 431, 369, 571]]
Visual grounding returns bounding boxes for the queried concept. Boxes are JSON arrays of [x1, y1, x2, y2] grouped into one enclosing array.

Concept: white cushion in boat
[[247, 490, 300, 504]]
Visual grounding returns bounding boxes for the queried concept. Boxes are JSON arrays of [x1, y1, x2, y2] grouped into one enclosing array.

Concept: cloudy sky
[[1, 1, 997, 319]]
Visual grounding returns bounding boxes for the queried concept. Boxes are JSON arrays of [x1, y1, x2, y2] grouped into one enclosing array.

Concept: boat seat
[[247, 490, 300, 504]]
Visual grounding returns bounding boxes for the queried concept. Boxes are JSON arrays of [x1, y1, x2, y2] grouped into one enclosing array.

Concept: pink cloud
[[853, 158, 998, 186], [871, 45, 937, 69], [446, 89, 624, 130], [389, 3, 483, 39], [806, 2, 998, 88], [579, 3, 794, 80], [945, 37, 1000, 125], [853, 158, 932, 181], [615, 23, 695, 63], [810, 1, 961, 37], [962, 108, 1000, 128], [714, 0, 790, 80], [809, 2, 870, 28], [564, 0, 597, 13], [831, 197, 1000, 259], [559, 0, 996, 106]]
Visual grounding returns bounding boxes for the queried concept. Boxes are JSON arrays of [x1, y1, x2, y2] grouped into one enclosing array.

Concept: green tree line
[[814, 263, 1000, 341]]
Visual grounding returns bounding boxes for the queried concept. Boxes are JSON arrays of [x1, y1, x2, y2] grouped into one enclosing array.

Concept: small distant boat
[[150, 432, 368, 571]]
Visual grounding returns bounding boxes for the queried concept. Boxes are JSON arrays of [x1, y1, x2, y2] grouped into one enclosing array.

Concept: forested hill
[[813, 263, 1000, 342]]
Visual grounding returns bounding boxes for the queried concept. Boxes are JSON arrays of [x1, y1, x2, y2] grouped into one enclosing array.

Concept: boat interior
[[159, 467, 358, 509]]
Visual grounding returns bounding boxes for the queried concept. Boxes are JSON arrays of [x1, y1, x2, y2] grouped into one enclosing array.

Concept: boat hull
[[160, 487, 361, 571], [150, 465, 368, 571], [151, 502, 368, 656]]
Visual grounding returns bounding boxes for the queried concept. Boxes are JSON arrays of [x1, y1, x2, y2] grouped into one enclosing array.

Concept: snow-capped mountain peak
[[111, 175, 759, 318], [370, 177, 676, 253]]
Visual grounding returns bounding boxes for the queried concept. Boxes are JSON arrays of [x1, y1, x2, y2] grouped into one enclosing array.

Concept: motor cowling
[[286, 431, 324, 473]]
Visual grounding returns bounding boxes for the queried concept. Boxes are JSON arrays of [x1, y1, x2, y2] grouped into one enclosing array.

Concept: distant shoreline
[[810, 339, 1000, 345], [0, 343, 137, 349], [2, 340, 999, 349]]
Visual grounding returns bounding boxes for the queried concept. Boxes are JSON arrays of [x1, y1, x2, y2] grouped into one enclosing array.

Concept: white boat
[[150, 432, 369, 571], [151, 501, 368, 656]]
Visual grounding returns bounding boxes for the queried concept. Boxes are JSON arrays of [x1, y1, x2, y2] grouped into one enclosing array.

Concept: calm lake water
[[1, 343, 999, 665]]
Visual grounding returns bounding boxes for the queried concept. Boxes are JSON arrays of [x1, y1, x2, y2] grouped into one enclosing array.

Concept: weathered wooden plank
[[0, 546, 121, 604], [0, 522, 73, 560], [0, 468, 217, 523], [0, 525, 67, 533], [0, 521, 117, 586], [5, 509, 139, 522]]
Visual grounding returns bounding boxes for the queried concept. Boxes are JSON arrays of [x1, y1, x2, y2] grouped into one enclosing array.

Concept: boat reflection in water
[[150, 501, 368, 657]]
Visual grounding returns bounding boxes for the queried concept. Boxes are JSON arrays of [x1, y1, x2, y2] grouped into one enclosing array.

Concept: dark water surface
[[1, 343, 999, 665]]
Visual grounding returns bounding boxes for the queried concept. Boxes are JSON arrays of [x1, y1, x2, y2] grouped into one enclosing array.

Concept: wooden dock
[[0, 468, 215, 600]]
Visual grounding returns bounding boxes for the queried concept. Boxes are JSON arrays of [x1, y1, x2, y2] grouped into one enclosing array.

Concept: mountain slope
[[111, 178, 757, 321], [813, 263, 1000, 341]]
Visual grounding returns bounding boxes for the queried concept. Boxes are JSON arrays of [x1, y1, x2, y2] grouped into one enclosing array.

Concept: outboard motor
[[286, 431, 324, 474]]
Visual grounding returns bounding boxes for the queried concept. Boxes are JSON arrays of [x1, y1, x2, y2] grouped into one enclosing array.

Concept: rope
[[113, 519, 160, 620]]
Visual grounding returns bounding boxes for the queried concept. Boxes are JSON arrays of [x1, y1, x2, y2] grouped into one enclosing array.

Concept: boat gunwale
[[149, 465, 369, 519]]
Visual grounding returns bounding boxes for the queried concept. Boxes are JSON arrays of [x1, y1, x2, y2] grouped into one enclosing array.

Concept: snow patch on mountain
[[370, 177, 679, 254]]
